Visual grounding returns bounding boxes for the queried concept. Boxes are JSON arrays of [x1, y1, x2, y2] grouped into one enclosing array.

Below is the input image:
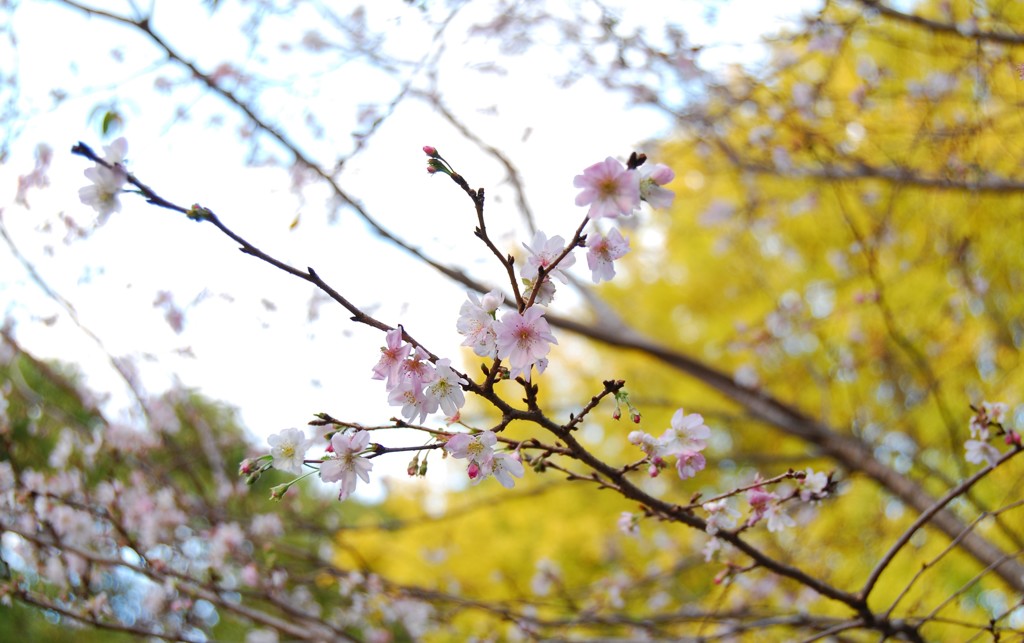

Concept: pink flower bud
[[631, 411, 641, 424], [423, 145, 438, 157], [1006, 431, 1022, 447], [612, 407, 622, 420], [467, 461, 481, 480]]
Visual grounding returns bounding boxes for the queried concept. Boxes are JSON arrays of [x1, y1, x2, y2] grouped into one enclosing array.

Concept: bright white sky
[[0, 0, 816, 499]]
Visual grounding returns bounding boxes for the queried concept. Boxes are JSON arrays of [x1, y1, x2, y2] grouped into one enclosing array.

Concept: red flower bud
[[423, 145, 438, 157]]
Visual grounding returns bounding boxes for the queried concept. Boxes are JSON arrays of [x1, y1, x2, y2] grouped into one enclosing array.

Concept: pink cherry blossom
[[969, 401, 1008, 439], [320, 430, 373, 501], [446, 431, 522, 486], [618, 512, 640, 537], [371, 327, 411, 389], [388, 379, 432, 423], [667, 408, 711, 452], [456, 290, 502, 358], [445, 430, 496, 463], [486, 452, 525, 488], [494, 306, 557, 379], [523, 277, 556, 306], [573, 157, 640, 219], [765, 503, 796, 532], [964, 439, 1001, 467], [521, 230, 575, 283], [423, 358, 466, 417], [799, 468, 829, 501], [746, 479, 776, 526], [675, 450, 706, 480], [702, 500, 739, 536], [586, 227, 630, 283], [398, 346, 437, 392], [637, 162, 675, 210]]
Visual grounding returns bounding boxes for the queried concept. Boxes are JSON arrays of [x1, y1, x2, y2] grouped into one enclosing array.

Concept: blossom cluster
[[628, 408, 711, 480], [964, 401, 1020, 467], [443, 430, 524, 488], [241, 153, 678, 500], [372, 327, 467, 423], [70, 148, 680, 501], [456, 287, 557, 380], [700, 468, 830, 562]]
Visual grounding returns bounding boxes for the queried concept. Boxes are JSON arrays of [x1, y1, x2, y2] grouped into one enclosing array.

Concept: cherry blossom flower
[[970, 401, 1008, 439], [629, 408, 712, 481], [703, 500, 739, 535], [456, 290, 503, 357], [388, 379, 432, 423], [586, 227, 630, 283], [799, 468, 829, 501], [523, 277, 556, 306], [423, 358, 466, 417], [666, 408, 711, 453], [398, 347, 437, 392], [445, 430, 496, 464], [79, 137, 129, 219], [965, 439, 1001, 467], [495, 306, 557, 379], [371, 327, 411, 389], [746, 479, 776, 526], [444, 431, 524, 487], [267, 428, 310, 475], [675, 450, 706, 480], [637, 162, 675, 210], [79, 164, 127, 218], [521, 230, 575, 283], [573, 157, 640, 219], [765, 503, 796, 532], [320, 430, 373, 501], [618, 512, 640, 537], [486, 452, 525, 488], [102, 137, 128, 164], [530, 559, 561, 596], [702, 536, 724, 562]]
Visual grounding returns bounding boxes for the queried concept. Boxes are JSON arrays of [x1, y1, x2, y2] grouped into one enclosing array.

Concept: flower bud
[[423, 145, 438, 157]]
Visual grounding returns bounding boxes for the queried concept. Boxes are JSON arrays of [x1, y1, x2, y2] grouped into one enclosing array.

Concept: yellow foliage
[[332, 1, 1024, 638]]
